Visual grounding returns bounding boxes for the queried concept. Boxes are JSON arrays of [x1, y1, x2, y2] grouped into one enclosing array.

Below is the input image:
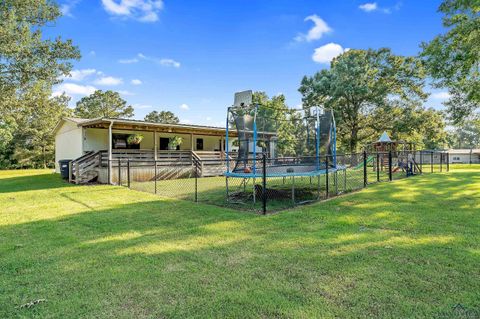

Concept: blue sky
[[50, 0, 449, 126]]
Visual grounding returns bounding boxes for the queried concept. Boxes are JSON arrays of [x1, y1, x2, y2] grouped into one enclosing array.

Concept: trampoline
[[224, 90, 346, 205]]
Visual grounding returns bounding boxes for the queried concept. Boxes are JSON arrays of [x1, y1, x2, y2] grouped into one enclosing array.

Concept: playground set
[[365, 131, 421, 177]]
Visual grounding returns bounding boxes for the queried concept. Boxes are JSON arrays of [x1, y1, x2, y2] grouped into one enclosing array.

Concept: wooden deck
[[72, 150, 228, 184]]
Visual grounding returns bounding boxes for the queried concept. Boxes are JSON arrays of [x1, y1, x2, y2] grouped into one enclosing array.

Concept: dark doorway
[[196, 138, 204, 151], [160, 138, 169, 150]]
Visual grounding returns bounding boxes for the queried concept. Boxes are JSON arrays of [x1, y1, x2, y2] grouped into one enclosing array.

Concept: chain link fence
[[109, 150, 449, 214]]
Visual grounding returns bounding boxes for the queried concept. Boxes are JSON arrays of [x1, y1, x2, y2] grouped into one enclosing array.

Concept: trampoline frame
[[224, 94, 342, 206]]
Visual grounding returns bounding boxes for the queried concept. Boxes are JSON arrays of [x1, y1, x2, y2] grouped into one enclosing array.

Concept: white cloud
[[94, 76, 123, 86], [159, 58, 181, 68], [295, 15, 332, 42], [131, 79, 142, 85], [359, 2, 398, 13], [53, 83, 97, 96], [179, 103, 190, 110], [101, 0, 164, 23], [359, 2, 378, 12], [206, 116, 212, 121], [121, 53, 181, 68], [118, 58, 139, 64], [60, 0, 80, 17], [64, 69, 98, 81], [89, 50, 96, 56], [431, 92, 451, 100], [312, 43, 345, 64]]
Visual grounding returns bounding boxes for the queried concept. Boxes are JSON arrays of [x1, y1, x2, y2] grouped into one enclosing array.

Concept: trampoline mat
[[225, 164, 345, 178]]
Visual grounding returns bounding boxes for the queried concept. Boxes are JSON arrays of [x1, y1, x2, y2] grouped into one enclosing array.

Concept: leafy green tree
[[0, 0, 80, 168], [421, 0, 480, 122], [299, 48, 427, 153], [253, 92, 299, 156], [74, 90, 134, 119], [0, 0, 80, 103], [448, 118, 480, 148], [443, 88, 480, 124], [144, 110, 180, 124], [370, 101, 448, 149], [10, 84, 72, 168]]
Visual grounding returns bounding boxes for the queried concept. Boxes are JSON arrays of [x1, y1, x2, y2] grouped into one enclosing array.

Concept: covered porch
[[69, 118, 237, 184]]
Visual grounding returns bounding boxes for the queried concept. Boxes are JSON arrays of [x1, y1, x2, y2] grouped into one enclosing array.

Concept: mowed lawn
[[1, 167, 479, 318]]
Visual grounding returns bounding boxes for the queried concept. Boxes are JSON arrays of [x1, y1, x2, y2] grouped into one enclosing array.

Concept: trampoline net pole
[[226, 108, 230, 173], [262, 153, 267, 214], [253, 105, 258, 173], [316, 106, 320, 171]]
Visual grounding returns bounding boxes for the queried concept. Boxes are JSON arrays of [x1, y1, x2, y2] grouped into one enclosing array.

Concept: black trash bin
[[59, 160, 72, 180]]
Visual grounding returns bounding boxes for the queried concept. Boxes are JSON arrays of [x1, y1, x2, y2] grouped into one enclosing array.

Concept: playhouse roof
[[378, 131, 392, 143]]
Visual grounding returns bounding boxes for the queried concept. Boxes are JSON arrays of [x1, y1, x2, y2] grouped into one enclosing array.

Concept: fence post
[[431, 151, 434, 173], [388, 151, 393, 181], [447, 152, 450, 172], [107, 160, 110, 185], [118, 159, 121, 186], [376, 152, 380, 182], [154, 161, 157, 194], [413, 150, 416, 174], [420, 151, 423, 174], [127, 159, 130, 188], [363, 151, 367, 187], [195, 160, 198, 202], [325, 156, 329, 198], [262, 153, 267, 214], [440, 152, 443, 172]]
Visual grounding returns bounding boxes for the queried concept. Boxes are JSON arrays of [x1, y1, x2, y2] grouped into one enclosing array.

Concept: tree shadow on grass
[[0, 173, 73, 194]]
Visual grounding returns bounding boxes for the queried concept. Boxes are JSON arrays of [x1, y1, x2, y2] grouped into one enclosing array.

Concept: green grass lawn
[[1, 167, 480, 318]]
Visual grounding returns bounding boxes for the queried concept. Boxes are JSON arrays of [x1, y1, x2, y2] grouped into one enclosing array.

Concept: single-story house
[[446, 149, 480, 164], [54, 117, 275, 184]]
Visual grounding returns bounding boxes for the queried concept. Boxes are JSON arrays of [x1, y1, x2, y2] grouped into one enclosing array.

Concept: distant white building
[[447, 149, 480, 164]]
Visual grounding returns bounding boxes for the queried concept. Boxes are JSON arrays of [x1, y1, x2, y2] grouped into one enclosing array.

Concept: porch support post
[[154, 131, 158, 160], [108, 121, 113, 184], [190, 133, 194, 151]]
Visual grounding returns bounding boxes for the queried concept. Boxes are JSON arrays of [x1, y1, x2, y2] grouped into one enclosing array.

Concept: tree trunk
[[350, 127, 358, 154]]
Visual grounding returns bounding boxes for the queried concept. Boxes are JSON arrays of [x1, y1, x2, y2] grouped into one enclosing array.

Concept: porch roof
[[57, 117, 276, 137], [69, 117, 235, 137]]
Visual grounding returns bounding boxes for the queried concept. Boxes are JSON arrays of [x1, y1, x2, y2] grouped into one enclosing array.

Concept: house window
[[196, 138, 204, 151], [160, 137, 180, 150], [112, 134, 140, 149], [453, 156, 461, 161]]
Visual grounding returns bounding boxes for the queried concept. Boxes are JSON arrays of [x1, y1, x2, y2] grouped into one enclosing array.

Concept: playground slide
[[354, 156, 374, 169]]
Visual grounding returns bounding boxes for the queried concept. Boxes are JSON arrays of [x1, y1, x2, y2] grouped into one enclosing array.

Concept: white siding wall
[[84, 128, 108, 151], [55, 121, 83, 173], [450, 153, 480, 164], [83, 128, 225, 152]]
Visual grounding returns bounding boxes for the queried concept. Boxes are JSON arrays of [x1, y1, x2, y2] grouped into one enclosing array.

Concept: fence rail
[[111, 150, 449, 214]]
